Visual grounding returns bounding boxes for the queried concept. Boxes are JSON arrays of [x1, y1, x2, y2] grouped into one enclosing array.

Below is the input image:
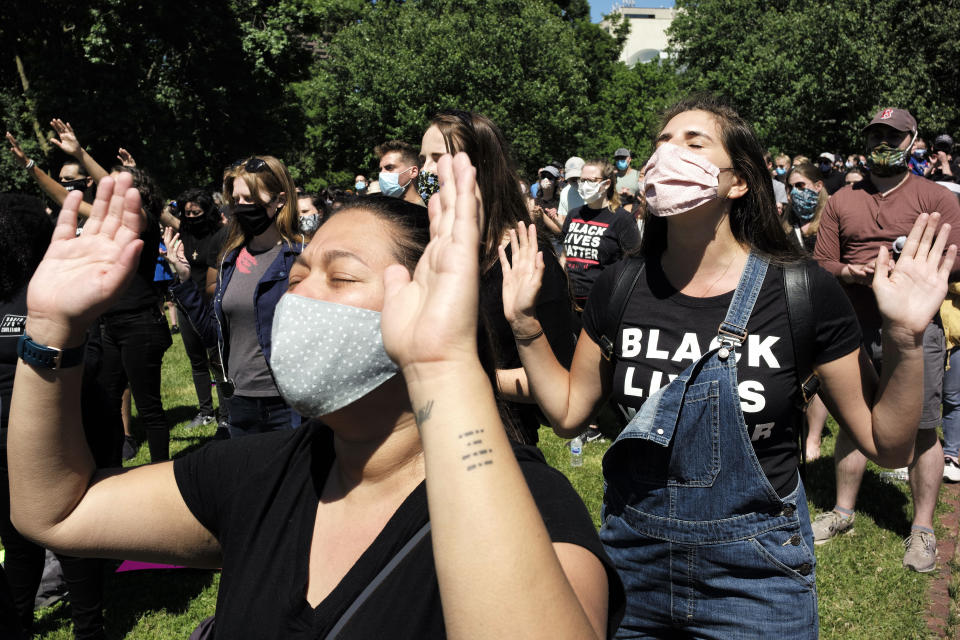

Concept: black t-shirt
[[182, 225, 229, 290], [173, 424, 625, 639], [929, 159, 960, 182], [822, 169, 846, 195], [582, 256, 861, 496], [0, 287, 28, 430], [479, 247, 575, 444], [108, 214, 162, 314], [561, 206, 640, 301]]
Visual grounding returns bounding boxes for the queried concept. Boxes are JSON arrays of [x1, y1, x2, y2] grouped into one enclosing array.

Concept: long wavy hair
[[429, 110, 534, 271], [218, 155, 299, 263], [639, 94, 802, 263]]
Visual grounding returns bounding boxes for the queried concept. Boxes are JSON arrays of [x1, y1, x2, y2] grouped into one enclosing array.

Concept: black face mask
[[233, 203, 274, 237], [60, 178, 87, 192], [180, 214, 215, 236]]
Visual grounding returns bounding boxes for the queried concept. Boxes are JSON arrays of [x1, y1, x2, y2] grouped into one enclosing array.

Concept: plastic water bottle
[[570, 436, 584, 467]]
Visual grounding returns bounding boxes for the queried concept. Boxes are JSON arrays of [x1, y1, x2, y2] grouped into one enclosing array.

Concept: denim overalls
[[600, 252, 818, 640]]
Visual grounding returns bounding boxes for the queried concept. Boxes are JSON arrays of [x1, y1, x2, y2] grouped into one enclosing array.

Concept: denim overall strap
[[716, 250, 769, 354]]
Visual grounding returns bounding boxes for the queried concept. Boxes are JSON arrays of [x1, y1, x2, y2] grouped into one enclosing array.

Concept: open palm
[[873, 212, 956, 335], [381, 153, 480, 371], [28, 175, 145, 335]]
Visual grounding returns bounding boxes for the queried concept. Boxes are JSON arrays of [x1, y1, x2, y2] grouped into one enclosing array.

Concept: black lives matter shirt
[[583, 257, 861, 496], [561, 205, 640, 301]]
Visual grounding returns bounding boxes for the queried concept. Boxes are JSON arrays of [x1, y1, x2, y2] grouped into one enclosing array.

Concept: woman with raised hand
[[419, 110, 575, 445], [168, 156, 301, 437], [500, 93, 954, 637], [10, 158, 623, 639]]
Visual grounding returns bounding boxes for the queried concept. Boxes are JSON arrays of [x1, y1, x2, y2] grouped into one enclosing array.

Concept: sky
[[590, 1, 676, 23]]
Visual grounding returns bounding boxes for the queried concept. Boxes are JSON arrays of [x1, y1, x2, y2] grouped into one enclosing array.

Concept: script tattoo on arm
[[458, 428, 493, 471]]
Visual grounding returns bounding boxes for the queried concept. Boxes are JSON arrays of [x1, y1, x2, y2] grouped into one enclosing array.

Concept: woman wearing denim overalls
[[501, 95, 955, 639]]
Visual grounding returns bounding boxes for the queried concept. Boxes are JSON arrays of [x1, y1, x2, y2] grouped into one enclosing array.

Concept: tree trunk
[[14, 52, 51, 154]]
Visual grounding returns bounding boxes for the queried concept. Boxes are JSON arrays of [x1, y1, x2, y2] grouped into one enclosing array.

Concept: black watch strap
[[17, 334, 85, 370]]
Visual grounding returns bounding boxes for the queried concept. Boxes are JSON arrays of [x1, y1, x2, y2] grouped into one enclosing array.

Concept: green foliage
[[668, 0, 960, 156], [295, 0, 618, 187]]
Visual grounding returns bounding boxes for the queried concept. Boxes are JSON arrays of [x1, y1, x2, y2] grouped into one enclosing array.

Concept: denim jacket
[[172, 240, 302, 388]]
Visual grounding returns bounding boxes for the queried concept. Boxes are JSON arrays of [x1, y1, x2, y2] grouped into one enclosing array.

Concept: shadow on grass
[[804, 455, 912, 536], [33, 565, 216, 639]]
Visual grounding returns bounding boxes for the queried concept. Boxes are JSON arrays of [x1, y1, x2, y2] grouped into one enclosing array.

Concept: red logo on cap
[[880, 109, 894, 120]]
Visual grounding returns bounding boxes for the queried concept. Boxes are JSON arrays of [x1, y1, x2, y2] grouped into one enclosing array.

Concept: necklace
[[688, 251, 741, 298]]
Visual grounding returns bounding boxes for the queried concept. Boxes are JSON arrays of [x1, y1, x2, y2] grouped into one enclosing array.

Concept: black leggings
[[99, 306, 172, 461], [178, 309, 215, 416]]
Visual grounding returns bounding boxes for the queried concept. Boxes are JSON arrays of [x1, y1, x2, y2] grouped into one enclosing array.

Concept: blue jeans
[[226, 394, 294, 438], [600, 252, 818, 639], [943, 348, 960, 459]]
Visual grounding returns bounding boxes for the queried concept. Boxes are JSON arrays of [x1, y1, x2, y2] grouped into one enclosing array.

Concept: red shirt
[[813, 173, 960, 328]]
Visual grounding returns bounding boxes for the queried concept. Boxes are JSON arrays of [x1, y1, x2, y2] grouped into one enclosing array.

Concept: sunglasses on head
[[230, 157, 270, 173]]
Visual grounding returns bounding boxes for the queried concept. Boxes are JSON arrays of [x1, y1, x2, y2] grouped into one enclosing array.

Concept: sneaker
[[903, 530, 937, 573], [186, 412, 215, 430], [811, 510, 854, 545], [583, 428, 604, 444], [944, 457, 960, 483], [121, 435, 139, 461]]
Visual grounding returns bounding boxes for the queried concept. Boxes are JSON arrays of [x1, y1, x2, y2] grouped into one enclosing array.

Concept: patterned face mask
[[416, 171, 440, 204], [790, 187, 819, 222], [270, 294, 399, 417], [867, 142, 909, 177]]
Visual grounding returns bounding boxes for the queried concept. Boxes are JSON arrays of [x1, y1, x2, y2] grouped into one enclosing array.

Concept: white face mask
[[539, 178, 553, 191], [577, 180, 606, 204], [270, 294, 399, 417]]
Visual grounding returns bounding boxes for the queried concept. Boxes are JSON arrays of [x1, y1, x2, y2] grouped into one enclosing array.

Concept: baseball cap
[[539, 165, 560, 179], [818, 152, 835, 164], [934, 134, 954, 150], [863, 108, 917, 133], [614, 147, 630, 158], [564, 156, 585, 179]]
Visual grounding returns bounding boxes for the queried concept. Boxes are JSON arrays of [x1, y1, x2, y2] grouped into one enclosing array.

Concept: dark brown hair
[[429, 110, 533, 271], [639, 93, 802, 263], [374, 140, 420, 169]]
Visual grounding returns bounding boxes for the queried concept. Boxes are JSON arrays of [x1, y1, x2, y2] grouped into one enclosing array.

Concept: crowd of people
[[0, 95, 957, 638]]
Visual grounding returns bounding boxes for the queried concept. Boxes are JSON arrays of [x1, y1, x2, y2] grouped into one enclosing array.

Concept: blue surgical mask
[[913, 149, 928, 160], [775, 167, 786, 175], [790, 187, 820, 222], [616, 158, 629, 171], [355, 181, 367, 192], [378, 167, 414, 198]]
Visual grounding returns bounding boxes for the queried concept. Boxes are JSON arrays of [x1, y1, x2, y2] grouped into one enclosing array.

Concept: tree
[[293, 0, 630, 189], [668, 0, 960, 156]]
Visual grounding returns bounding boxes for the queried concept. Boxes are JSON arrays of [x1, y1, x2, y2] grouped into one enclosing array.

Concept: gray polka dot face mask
[[270, 293, 400, 417]]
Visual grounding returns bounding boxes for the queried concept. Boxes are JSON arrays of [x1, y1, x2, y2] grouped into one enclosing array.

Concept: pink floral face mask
[[642, 143, 729, 217]]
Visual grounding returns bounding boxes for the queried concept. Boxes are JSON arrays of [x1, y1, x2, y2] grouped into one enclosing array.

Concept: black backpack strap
[[598, 257, 646, 361], [783, 260, 820, 478]]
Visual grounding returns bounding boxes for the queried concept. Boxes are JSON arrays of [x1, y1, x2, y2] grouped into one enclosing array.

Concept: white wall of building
[[603, 5, 676, 66]]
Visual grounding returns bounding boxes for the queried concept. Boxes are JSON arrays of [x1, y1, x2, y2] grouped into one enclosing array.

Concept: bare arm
[[500, 223, 612, 437], [818, 213, 956, 466], [5, 131, 93, 217], [50, 119, 109, 182], [382, 153, 607, 640], [8, 176, 219, 566]]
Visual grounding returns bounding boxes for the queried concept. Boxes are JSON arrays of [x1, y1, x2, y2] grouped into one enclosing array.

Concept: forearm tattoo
[[415, 400, 434, 427], [458, 428, 493, 471]]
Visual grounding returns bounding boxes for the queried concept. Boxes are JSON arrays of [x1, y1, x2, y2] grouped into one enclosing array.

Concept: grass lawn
[[32, 336, 956, 638]]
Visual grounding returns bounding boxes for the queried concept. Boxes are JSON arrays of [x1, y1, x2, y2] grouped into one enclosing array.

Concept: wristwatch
[[17, 334, 85, 370]]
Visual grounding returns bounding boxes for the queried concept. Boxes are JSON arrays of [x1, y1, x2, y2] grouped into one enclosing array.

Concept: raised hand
[[117, 147, 136, 167], [5, 131, 30, 167], [381, 152, 480, 372], [49, 119, 82, 157], [161, 226, 190, 281], [873, 212, 957, 338], [26, 174, 145, 347], [498, 221, 544, 335]]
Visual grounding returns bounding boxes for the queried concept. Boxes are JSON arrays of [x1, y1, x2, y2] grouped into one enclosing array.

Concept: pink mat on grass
[[115, 560, 187, 572]]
